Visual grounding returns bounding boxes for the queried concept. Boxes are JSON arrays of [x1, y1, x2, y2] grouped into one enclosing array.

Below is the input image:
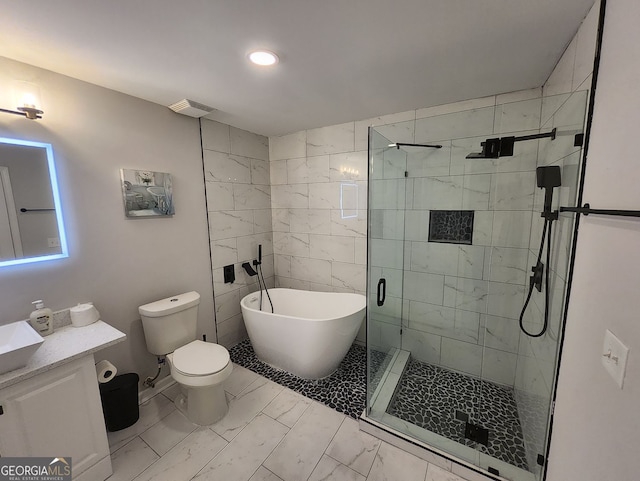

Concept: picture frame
[[120, 169, 174, 217]]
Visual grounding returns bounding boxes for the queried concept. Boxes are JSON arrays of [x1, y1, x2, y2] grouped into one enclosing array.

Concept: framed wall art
[[120, 169, 174, 217]]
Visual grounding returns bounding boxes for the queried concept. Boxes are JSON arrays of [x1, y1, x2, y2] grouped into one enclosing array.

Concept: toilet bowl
[[138, 292, 232, 425], [166, 340, 232, 425]]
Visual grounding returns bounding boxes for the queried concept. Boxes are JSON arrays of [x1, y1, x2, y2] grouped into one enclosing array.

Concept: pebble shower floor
[[387, 358, 529, 471], [229, 340, 368, 419], [229, 340, 528, 471]]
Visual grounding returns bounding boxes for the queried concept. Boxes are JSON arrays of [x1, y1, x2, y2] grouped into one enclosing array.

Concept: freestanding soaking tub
[[240, 288, 366, 379]]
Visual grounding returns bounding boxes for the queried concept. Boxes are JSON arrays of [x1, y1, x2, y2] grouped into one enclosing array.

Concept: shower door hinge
[[537, 454, 546, 466], [404, 171, 408, 177]]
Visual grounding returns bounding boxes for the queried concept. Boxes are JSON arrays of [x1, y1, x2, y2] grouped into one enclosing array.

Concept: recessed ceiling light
[[248, 50, 279, 66]]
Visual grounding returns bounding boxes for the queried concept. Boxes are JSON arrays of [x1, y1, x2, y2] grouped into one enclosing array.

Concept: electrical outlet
[[602, 329, 629, 389], [47, 237, 60, 247]]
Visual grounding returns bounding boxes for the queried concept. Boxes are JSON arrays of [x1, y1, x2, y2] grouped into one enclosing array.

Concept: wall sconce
[[1, 82, 44, 120]]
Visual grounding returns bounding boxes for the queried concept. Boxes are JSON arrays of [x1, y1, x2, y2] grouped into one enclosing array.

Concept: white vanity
[[0, 321, 125, 480]]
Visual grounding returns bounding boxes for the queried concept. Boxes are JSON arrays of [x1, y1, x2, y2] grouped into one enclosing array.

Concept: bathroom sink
[[0, 321, 45, 375]]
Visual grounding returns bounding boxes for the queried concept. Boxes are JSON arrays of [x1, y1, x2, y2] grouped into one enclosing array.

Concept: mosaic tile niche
[[428, 210, 474, 245]]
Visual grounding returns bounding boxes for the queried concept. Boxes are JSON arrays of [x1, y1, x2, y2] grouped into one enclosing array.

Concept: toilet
[[139, 291, 232, 425]]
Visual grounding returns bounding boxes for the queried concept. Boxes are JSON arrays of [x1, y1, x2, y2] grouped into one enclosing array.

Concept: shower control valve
[[541, 210, 559, 221], [531, 261, 544, 292]]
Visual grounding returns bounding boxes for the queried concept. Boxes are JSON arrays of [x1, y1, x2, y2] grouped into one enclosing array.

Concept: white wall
[[0, 56, 215, 383], [548, 0, 640, 479]]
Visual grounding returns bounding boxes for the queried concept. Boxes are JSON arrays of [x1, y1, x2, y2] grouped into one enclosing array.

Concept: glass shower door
[[366, 128, 406, 414], [365, 91, 590, 481]]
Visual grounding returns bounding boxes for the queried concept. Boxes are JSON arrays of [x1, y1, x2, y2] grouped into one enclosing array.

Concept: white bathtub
[[240, 288, 365, 379]]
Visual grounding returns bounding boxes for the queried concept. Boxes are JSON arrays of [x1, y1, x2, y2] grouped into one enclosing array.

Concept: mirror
[[0, 137, 68, 267]]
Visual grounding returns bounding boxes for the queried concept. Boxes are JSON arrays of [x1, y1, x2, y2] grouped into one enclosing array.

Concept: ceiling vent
[[168, 99, 215, 118]]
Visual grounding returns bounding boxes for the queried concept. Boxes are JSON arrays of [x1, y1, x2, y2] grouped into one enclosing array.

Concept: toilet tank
[[139, 291, 200, 355]]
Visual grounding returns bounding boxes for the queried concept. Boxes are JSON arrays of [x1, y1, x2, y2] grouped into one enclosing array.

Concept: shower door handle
[[377, 278, 386, 306]]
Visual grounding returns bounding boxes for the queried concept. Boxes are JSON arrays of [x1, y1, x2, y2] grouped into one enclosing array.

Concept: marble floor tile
[[211, 377, 283, 441], [367, 441, 429, 481], [262, 387, 312, 427], [160, 382, 183, 402], [326, 417, 381, 476], [193, 414, 289, 481], [108, 393, 175, 453], [107, 351, 482, 481], [249, 466, 284, 481], [109, 437, 159, 481], [427, 463, 469, 481], [225, 363, 261, 396], [264, 401, 345, 481], [132, 427, 227, 481], [139, 408, 198, 456], [308, 455, 366, 481]]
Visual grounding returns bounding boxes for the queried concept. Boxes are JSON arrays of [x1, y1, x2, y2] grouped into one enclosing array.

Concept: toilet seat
[[172, 340, 230, 376], [166, 340, 233, 388]]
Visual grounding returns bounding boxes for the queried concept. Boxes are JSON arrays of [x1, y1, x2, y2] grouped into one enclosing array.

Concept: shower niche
[[364, 90, 589, 481], [428, 210, 474, 244]]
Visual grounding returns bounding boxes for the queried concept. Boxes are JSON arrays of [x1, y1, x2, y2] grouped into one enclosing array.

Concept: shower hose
[[518, 218, 553, 338]]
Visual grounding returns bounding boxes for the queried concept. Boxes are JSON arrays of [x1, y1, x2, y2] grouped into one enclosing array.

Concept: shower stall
[[365, 91, 589, 481]]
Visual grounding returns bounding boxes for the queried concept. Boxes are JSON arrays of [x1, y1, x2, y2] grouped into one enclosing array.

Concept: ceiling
[[0, 0, 595, 137]]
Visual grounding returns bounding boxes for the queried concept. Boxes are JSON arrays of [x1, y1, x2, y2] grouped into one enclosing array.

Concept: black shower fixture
[[466, 128, 556, 159], [519, 165, 562, 338], [389, 142, 443, 149], [537, 165, 562, 220]]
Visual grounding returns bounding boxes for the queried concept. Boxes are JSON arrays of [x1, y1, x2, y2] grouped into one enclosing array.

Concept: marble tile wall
[[270, 89, 547, 382], [366, 93, 540, 386], [201, 119, 274, 347], [514, 1, 599, 473], [420, 99, 534, 386], [269, 123, 368, 341]]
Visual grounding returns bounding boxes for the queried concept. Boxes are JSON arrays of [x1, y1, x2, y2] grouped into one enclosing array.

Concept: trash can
[[99, 373, 140, 432]]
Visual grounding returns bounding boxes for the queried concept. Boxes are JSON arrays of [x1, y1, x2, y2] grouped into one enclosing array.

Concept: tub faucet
[[242, 262, 257, 276]]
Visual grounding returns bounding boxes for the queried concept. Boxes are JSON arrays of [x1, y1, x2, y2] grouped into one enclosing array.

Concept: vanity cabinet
[[0, 355, 112, 480]]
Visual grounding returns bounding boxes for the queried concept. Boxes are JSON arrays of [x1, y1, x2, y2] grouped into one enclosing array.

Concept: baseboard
[[138, 374, 176, 404], [73, 454, 112, 481]]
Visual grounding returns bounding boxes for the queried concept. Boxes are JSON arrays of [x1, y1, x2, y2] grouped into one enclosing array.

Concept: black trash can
[[99, 373, 140, 432]]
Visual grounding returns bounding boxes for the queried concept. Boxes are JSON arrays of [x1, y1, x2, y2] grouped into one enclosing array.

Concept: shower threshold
[[364, 352, 536, 481]]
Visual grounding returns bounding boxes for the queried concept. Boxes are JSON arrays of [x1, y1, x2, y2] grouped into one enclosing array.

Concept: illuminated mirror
[[0, 137, 68, 267]]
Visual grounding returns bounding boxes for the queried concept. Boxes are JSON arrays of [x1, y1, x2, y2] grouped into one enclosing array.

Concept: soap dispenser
[[29, 300, 54, 336]]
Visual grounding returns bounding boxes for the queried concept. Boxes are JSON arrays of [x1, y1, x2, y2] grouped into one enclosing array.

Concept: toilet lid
[[172, 340, 230, 376]]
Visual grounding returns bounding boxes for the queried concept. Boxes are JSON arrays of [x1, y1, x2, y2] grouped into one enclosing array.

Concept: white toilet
[[139, 291, 232, 425]]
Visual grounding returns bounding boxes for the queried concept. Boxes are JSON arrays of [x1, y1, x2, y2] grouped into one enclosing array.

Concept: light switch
[[602, 329, 629, 389]]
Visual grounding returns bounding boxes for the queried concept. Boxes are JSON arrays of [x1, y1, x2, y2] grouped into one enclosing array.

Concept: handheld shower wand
[[253, 244, 273, 313], [519, 166, 561, 338]]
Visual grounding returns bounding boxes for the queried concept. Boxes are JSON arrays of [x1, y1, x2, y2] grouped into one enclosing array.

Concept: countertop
[[0, 321, 126, 390]]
